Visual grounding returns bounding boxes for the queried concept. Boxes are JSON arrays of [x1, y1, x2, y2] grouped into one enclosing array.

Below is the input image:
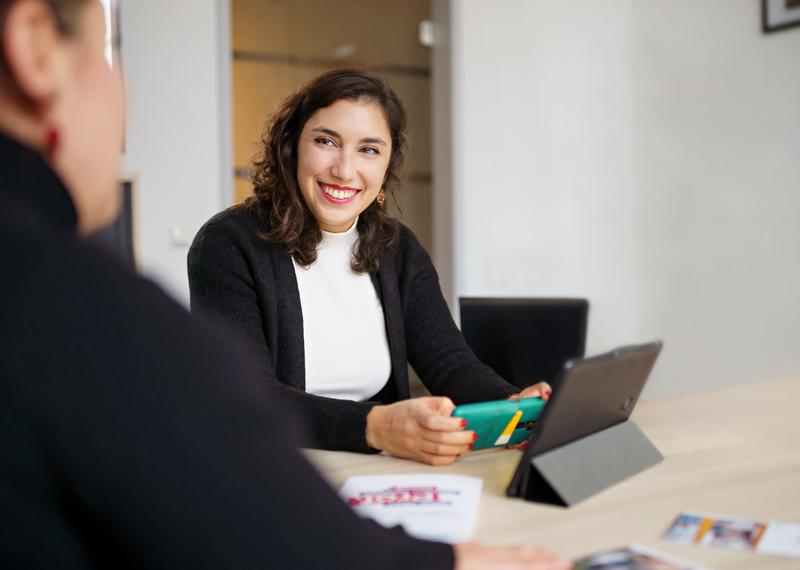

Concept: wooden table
[[305, 377, 800, 569]]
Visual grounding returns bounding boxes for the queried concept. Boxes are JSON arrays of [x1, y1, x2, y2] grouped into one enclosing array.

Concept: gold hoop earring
[[377, 189, 386, 207]]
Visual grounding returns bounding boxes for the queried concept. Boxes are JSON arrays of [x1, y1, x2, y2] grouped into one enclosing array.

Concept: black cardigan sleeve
[[398, 228, 519, 404], [187, 215, 377, 453]]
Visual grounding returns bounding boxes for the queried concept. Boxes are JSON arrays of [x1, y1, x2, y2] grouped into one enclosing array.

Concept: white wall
[[120, 0, 232, 305], [632, 1, 800, 394], [446, 0, 800, 396], [449, 0, 641, 354], [431, 0, 455, 310]]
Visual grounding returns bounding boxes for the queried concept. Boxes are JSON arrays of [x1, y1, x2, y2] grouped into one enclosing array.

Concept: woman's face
[[54, 0, 125, 233], [296, 99, 392, 233]]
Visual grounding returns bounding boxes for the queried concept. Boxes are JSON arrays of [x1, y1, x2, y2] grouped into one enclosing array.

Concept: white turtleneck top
[[291, 220, 392, 401]]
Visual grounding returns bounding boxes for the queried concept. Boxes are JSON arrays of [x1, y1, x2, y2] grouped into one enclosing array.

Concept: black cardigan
[[188, 205, 518, 453], [0, 133, 452, 569]]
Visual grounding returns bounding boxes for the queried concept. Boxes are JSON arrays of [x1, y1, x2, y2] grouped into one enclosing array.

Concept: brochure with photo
[[662, 512, 800, 559]]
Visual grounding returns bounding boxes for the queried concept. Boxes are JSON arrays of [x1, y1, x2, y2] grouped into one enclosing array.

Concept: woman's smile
[[318, 181, 361, 204]]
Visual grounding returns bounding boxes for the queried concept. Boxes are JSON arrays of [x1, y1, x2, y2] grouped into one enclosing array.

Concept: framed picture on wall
[[763, 0, 800, 32]]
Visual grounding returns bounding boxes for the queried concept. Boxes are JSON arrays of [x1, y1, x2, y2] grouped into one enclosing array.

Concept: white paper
[[757, 522, 800, 559], [339, 474, 483, 543]]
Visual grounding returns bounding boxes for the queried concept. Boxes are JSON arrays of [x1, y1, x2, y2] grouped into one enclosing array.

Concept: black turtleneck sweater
[[0, 133, 453, 569]]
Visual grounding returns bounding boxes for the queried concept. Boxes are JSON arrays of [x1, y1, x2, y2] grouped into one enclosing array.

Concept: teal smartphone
[[452, 398, 546, 450]]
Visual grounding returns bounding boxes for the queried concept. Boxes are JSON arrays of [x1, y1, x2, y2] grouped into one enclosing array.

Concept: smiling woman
[[248, 68, 406, 273], [187, 69, 550, 466]]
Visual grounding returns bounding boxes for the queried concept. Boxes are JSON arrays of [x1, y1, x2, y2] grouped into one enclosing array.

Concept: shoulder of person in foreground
[[0, 234, 454, 570]]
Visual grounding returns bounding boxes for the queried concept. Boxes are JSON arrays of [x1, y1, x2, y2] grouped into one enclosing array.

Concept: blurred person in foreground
[[0, 1, 570, 569]]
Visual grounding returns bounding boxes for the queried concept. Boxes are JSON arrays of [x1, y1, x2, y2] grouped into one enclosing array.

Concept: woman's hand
[[505, 382, 553, 450], [508, 381, 552, 402], [454, 542, 572, 570], [366, 397, 475, 465]]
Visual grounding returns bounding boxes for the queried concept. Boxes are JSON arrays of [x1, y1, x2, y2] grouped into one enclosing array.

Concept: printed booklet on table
[[662, 512, 800, 559], [339, 474, 482, 544]]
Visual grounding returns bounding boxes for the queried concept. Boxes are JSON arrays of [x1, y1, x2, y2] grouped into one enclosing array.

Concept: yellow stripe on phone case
[[494, 410, 523, 446]]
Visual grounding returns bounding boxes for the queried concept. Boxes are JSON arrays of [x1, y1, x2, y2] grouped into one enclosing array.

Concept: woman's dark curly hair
[[244, 68, 407, 273]]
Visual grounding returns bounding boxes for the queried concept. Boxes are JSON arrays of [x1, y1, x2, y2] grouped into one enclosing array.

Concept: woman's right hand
[[454, 543, 572, 570], [365, 397, 475, 465]]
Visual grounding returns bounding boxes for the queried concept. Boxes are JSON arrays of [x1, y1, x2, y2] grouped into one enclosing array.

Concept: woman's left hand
[[508, 381, 552, 402], [505, 381, 552, 450]]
